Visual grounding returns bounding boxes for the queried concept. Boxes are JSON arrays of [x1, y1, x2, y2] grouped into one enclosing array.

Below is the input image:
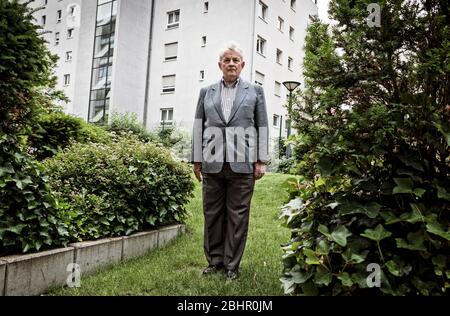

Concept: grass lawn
[[49, 172, 293, 296]]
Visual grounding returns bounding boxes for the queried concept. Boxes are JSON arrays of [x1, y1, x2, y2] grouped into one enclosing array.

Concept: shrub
[[0, 135, 71, 255], [108, 112, 183, 148], [0, 1, 71, 254], [43, 136, 194, 240], [27, 111, 111, 160], [280, 2, 449, 295], [108, 112, 154, 142]]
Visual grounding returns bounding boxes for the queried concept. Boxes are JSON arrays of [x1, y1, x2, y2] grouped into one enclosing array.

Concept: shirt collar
[[221, 77, 240, 88]]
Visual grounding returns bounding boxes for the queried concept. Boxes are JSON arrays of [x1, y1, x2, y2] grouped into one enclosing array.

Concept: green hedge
[[27, 111, 111, 160], [43, 136, 194, 241]]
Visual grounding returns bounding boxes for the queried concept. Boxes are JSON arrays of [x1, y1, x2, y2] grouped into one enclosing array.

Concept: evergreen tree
[[0, 0, 70, 254], [281, 0, 449, 295]]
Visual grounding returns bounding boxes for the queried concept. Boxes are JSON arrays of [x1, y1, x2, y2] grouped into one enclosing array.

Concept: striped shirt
[[221, 78, 240, 122]]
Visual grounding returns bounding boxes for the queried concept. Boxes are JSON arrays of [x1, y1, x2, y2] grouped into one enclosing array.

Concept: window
[[277, 17, 284, 32], [160, 108, 174, 125], [64, 74, 70, 86], [273, 114, 280, 127], [57, 10, 62, 23], [288, 57, 293, 70], [289, 26, 295, 41], [290, 0, 296, 11], [164, 42, 178, 61], [255, 71, 264, 86], [66, 51, 73, 61], [43, 0, 48, 5], [167, 10, 180, 29], [276, 49, 283, 64], [200, 70, 205, 81], [88, 0, 117, 124], [274, 81, 281, 97], [258, 1, 268, 21], [162, 75, 176, 93], [256, 36, 266, 55], [201, 36, 207, 47], [69, 5, 75, 16], [55, 32, 60, 45], [204, 2, 209, 13], [67, 28, 74, 38], [41, 15, 46, 25]]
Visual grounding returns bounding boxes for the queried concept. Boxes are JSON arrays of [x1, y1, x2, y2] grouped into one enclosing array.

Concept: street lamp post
[[282, 81, 301, 158]]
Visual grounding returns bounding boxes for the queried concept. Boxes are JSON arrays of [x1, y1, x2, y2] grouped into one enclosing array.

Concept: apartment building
[[26, 0, 318, 144]]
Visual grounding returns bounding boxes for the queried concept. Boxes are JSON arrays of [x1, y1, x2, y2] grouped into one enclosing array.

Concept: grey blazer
[[190, 79, 269, 174]]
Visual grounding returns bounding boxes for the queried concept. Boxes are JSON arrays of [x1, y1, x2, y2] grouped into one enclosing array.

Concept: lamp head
[[282, 81, 301, 92]]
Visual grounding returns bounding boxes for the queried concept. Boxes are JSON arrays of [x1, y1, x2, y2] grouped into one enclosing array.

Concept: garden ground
[[49, 172, 293, 296]]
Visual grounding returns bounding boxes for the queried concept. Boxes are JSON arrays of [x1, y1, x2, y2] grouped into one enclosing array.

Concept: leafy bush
[[277, 157, 296, 174], [108, 112, 183, 148], [0, 1, 71, 254], [27, 111, 111, 160], [108, 112, 154, 142], [280, 1, 449, 295], [0, 135, 71, 255], [43, 136, 194, 241]]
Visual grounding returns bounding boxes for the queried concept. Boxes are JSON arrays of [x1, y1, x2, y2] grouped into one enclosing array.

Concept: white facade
[[26, 0, 318, 143]]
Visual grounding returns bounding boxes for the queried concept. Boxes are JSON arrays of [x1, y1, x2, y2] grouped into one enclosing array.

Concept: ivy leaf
[[426, 221, 450, 241], [413, 188, 426, 197], [331, 226, 352, 247], [0, 165, 15, 176], [436, 185, 450, 201], [396, 232, 426, 251], [7, 224, 26, 234], [340, 201, 381, 219], [315, 265, 332, 285], [316, 239, 330, 255], [386, 259, 412, 277], [361, 224, 392, 242], [381, 210, 402, 225], [291, 270, 313, 284], [303, 248, 321, 265], [338, 272, 353, 287], [280, 198, 304, 225], [35, 240, 43, 251], [393, 178, 414, 194], [318, 224, 332, 240]]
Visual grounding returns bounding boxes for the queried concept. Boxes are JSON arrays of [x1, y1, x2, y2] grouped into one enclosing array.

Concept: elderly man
[[190, 42, 269, 280]]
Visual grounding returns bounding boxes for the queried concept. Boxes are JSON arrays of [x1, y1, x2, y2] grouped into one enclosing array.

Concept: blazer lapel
[[211, 82, 226, 124], [227, 80, 249, 123]]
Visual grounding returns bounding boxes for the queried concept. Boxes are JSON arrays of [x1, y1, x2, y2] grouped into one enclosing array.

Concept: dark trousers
[[202, 163, 255, 271]]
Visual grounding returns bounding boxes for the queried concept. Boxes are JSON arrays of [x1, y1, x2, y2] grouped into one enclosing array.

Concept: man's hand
[[254, 161, 266, 181], [193, 162, 203, 182]]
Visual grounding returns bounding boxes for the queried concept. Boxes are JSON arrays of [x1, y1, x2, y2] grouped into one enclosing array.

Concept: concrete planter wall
[[2, 247, 74, 296], [70, 237, 123, 276], [122, 230, 158, 261], [0, 260, 6, 296], [0, 224, 183, 296]]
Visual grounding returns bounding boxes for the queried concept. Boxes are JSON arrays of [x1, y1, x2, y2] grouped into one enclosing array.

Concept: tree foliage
[[0, 1, 68, 254], [281, 0, 449, 295]]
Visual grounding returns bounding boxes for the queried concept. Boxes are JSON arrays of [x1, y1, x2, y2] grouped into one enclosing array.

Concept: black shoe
[[202, 264, 224, 275], [226, 269, 238, 280]]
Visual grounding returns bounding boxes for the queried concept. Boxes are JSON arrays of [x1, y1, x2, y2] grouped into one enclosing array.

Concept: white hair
[[218, 41, 244, 61]]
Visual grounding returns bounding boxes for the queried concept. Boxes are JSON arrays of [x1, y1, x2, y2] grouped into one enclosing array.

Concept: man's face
[[218, 50, 245, 82]]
